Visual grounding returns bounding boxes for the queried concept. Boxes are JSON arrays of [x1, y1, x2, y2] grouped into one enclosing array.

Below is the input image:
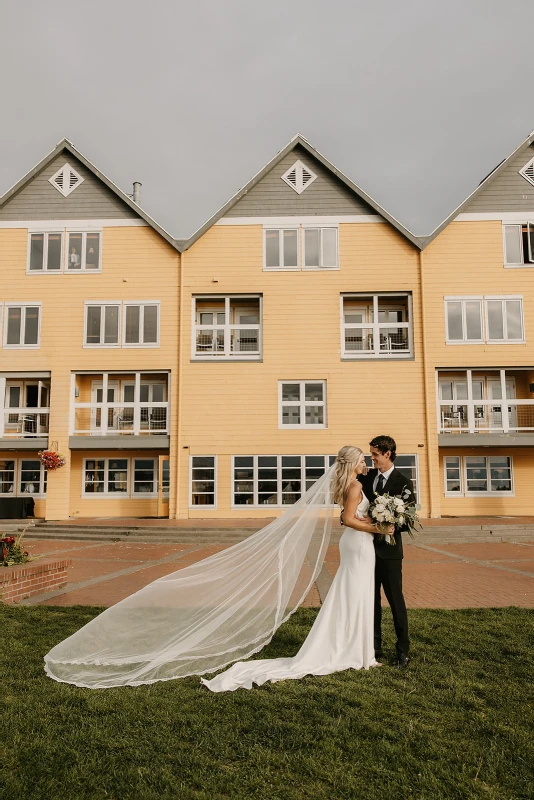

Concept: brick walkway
[[20, 538, 534, 609]]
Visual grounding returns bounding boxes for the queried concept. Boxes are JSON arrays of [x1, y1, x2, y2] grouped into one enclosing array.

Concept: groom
[[358, 435, 415, 668]]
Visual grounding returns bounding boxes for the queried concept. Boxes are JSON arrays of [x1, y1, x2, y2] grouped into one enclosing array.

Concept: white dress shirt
[[373, 464, 394, 493]]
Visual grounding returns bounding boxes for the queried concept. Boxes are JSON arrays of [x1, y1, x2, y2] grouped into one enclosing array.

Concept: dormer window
[[281, 160, 317, 194], [519, 156, 534, 188], [48, 163, 84, 197]]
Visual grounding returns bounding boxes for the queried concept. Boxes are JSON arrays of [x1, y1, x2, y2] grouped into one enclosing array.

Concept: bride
[[44, 446, 391, 690]]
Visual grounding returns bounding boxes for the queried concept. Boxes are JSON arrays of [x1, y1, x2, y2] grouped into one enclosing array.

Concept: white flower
[[398, 515, 405, 526], [384, 511, 393, 522], [375, 511, 385, 522]]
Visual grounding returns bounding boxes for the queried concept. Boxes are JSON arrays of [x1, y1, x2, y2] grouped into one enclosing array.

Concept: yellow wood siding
[[179, 222, 428, 517], [0, 225, 179, 519]]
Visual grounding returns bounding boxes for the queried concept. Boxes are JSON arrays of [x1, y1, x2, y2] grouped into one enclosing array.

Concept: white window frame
[[189, 456, 217, 509], [0, 458, 47, 497], [26, 231, 64, 273], [341, 293, 413, 359], [231, 454, 335, 509], [192, 295, 262, 361], [65, 230, 102, 272], [132, 457, 158, 497], [3, 303, 42, 349], [122, 302, 160, 347], [84, 301, 121, 348], [445, 296, 525, 344], [302, 226, 339, 270], [49, 162, 84, 197], [519, 156, 534, 188], [444, 296, 484, 344], [502, 222, 534, 267], [278, 380, 327, 429], [82, 457, 131, 498], [484, 296, 525, 343], [443, 456, 463, 497], [263, 227, 300, 271]]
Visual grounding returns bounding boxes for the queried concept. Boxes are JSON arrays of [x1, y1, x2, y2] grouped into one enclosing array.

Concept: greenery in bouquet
[[369, 488, 422, 545], [1, 525, 32, 567]]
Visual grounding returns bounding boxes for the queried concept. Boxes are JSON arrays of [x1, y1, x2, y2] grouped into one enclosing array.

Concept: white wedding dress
[[201, 496, 377, 692]]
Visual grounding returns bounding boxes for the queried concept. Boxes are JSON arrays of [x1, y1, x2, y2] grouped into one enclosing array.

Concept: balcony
[[0, 376, 50, 450], [438, 368, 534, 446], [69, 372, 170, 450]]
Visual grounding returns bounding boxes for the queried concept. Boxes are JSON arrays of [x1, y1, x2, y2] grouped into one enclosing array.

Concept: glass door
[[487, 379, 517, 430], [157, 456, 170, 517], [91, 382, 119, 433]]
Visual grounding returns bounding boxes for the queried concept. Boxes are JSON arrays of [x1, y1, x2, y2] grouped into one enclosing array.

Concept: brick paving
[[17, 536, 534, 610]]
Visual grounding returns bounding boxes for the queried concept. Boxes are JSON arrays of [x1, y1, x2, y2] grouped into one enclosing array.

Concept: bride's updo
[[332, 445, 363, 506]]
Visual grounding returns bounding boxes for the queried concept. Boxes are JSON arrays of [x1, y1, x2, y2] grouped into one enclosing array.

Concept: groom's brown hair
[[369, 435, 397, 462]]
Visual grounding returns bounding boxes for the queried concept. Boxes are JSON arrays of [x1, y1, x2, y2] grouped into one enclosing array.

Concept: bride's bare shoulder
[[347, 480, 363, 498]]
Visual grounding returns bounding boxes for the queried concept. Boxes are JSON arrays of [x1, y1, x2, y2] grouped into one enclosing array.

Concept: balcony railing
[[1, 407, 50, 438], [439, 400, 534, 434], [73, 402, 169, 436]]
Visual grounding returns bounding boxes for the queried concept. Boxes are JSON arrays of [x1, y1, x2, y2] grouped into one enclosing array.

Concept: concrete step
[[20, 522, 534, 545]]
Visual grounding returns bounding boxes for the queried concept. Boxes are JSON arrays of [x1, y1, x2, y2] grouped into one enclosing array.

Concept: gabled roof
[[181, 134, 424, 251], [0, 138, 179, 251], [417, 127, 534, 248]]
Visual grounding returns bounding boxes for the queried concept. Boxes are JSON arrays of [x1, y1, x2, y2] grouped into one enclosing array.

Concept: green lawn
[[2, 605, 533, 800]]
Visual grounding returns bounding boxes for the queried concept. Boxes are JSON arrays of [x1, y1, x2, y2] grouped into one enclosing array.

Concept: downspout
[[419, 248, 437, 518], [175, 247, 185, 518]]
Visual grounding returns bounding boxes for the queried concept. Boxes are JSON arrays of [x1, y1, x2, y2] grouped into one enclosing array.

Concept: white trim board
[[216, 215, 385, 226], [452, 213, 534, 223], [0, 219, 149, 229]]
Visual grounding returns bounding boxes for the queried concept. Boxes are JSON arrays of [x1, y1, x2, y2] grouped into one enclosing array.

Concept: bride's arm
[[341, 482, 385, 535]]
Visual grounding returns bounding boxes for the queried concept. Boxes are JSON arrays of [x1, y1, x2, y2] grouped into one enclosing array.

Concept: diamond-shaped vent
[[519, 156, 534, 188], [49, 163, 84, 197], [281, 160, 317, 194]]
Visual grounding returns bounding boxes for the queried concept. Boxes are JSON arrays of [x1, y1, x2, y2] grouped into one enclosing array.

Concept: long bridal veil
[[44, 465, 336, 688]]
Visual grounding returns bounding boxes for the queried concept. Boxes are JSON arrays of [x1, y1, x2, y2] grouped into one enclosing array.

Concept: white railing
[[73, 402, 169, 436], [439, 400, 534, 434], [2, 407, 50, 437]]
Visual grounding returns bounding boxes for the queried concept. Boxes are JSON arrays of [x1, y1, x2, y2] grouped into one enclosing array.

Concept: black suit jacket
[[358, 467, 415, 561]]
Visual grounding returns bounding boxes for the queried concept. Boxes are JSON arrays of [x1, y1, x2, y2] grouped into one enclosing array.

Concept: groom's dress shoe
[[396, 653, 410, 669]]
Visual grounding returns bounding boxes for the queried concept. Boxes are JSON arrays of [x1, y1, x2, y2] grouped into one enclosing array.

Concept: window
[[83, 458, 128, 495], [193, 296, 261, 359], [85, 303, 120, 346], [0, 458, 47, 496], [84, 302, 159, 348], [232, 454, 335, 507], [190, 456, 216, 507], [4, 304, 41, 348], [133, 459, 157, 495], [27, 230, 101, 273], [82, 458, 159, 496], [265, 229, 299, 269], [28, 232, 62, 271], [363, 454, 418, 500], [445, 297, 524, 343], [303, 228, 338, 269], [342, 294, 412, 358], [67, 231, 101, 271], [279, 381, 326, 428], [444, 456, 513, 496], [123, 303, 159, 346], [503, 223, 534, 266], [445, 298, 483, 343], [264, 225, 339, 270]]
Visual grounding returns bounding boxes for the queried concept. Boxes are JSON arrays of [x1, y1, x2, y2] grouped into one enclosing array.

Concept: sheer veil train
[[44, 465, 336, 689]]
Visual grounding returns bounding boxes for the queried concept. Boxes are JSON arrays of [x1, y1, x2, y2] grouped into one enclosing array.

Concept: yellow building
[[1, 132, 533, 521]]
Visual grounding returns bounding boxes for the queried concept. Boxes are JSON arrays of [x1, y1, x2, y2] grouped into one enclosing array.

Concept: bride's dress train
[[202, 497, 377, 692]]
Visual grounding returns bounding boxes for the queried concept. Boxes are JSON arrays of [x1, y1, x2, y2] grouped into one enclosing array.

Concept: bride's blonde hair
[[332, 445, 363, 506]]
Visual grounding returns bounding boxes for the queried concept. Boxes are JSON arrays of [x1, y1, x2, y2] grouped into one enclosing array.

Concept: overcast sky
[[1, 0, 533, 239]]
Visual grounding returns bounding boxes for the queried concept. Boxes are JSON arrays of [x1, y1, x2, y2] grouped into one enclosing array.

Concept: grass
[[2, 605, 533, 800]]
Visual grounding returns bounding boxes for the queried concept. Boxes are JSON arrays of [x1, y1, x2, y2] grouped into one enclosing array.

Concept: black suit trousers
[[374, 557, 409, 655]]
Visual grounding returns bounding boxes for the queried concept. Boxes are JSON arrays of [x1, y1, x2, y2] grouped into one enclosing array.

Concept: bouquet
[[369, 488, 421, 545], [38, 450, 66, 471]]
